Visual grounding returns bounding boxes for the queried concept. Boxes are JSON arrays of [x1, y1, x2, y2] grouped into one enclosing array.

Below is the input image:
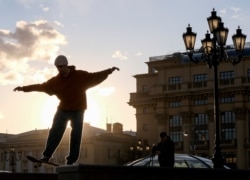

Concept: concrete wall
[[57, 164, 250, 180]]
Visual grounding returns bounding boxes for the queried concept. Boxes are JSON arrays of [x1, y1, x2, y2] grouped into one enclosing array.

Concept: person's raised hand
[[111, 67, 120, 72], [13, 86, 23, 92]]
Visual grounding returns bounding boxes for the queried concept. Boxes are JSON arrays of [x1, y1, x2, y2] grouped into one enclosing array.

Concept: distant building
[[0, 123, 136, 173], [128, 45, 250, 169]]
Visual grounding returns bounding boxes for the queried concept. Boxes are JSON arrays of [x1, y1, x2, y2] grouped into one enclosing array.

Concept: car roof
[[0, 170, 12, 173]]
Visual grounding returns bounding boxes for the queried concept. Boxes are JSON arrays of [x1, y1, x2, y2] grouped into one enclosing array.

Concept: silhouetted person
[[13, 55, 119, 165], [156, 132, 175, 167]]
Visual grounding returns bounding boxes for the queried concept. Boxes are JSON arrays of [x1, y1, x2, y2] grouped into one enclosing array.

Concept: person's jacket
[[22, 66, 113, 111]]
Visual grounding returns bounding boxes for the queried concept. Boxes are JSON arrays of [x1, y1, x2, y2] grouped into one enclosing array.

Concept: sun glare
[[39, 95, 106, 130], [40, 96, 59, 129], [85, 96, 103, 128]]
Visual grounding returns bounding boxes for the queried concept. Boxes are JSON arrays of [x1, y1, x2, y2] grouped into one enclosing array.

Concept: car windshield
[[125, 154, 213, 168], [124, 153, 231, 169], [175, 154, 211, 168]]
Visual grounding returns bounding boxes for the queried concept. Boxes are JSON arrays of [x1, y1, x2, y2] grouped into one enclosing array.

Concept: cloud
[[54, 21, 64, 27], [219, 8, 226, 16], [39, 4, 50, 12], [112, 50, 128, 60], [231, 7, 241, 13], [0, 20, 67, 85], [0, 70, 24, 85], [219, 7, 246, 21], [26, 67, 57, 83], [230, 7, 243, 20], [136, 51, 142, 56]]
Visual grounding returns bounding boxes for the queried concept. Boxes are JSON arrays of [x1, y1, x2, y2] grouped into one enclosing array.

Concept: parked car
[[124, 153, 230, 169], [0, 170, 11, 173]]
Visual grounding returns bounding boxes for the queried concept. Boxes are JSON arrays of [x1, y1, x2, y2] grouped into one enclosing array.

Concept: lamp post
[[183, 127, 207, 155], [183, 130, 196, 155], [129, 139, 150, 160], [182, 8, 247, 168], [4, 148, 22, 172]]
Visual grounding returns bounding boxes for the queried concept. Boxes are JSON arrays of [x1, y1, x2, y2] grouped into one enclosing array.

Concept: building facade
[[128, 47, 250, 169]]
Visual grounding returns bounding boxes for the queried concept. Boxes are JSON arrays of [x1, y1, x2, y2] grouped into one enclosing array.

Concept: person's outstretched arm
[[13, 84, 45, 93]]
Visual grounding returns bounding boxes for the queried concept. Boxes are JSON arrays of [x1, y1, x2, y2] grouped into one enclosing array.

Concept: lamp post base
[[212, 153, 225, 169]]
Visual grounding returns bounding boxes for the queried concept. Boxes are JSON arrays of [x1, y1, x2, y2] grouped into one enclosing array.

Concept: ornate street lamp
[[129, 139, 150, 160], [4, 148, 22, 172], [182, 8, 247, 168], [183, 127, 207, 155]]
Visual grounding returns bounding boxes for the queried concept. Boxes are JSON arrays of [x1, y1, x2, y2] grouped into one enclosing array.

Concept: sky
[[1, 0, 250, 134]]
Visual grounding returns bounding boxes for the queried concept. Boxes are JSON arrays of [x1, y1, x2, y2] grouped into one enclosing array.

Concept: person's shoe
[[40, 156, 50, 162]]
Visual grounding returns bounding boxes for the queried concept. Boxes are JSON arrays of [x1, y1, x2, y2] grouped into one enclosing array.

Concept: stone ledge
[[56, 164, 250, 180], [0, 173, 57, 180]]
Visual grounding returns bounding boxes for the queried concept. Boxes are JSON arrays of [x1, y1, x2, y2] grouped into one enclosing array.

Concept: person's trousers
[[42, 109, 84, 164]]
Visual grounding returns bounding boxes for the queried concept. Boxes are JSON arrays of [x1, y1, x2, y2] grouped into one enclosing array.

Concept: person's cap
[[160, 132, 167, 139], [54, 55, 68, 66]]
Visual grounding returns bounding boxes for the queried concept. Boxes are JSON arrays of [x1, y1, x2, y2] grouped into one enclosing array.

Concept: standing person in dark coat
[[13, 55, 119, 165], [156, 131, 175, 167]]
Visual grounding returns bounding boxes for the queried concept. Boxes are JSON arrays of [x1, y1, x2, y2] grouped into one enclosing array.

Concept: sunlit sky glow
[[1, 0, 250, 134]]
